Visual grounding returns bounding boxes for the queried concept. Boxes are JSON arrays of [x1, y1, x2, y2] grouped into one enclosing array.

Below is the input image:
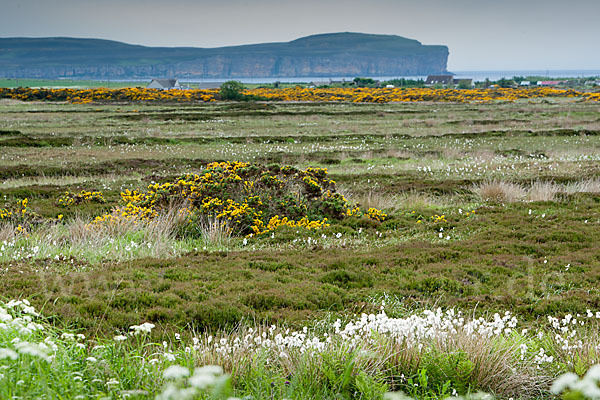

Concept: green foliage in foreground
[[2, 298, 600, 399]]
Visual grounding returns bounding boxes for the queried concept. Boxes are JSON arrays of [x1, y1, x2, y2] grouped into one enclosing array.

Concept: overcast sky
[[1, 0, 599, 71]]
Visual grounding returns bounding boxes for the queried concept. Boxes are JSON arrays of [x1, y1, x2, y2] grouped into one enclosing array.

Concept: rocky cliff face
[[0, 33, 449, 79]]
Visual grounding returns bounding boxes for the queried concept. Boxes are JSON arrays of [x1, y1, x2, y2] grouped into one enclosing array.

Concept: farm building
[[538, 81, 561, 87], [425, 75, 454, 85], [425, 75, 472, 87], [147, 79, 181, 90]]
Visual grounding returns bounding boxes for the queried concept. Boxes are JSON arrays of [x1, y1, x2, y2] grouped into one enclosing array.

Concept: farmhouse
[[147, 79, 181, 90], [426, 75, 472, 87], [425, 75, 454, 85]]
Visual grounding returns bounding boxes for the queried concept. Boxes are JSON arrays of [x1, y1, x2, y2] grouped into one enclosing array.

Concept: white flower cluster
[[182, 308, 536, 365], [546, 312, 600, 354], [0, 300, 52, 364], [129, 322, 156, 335], [552, 365, 600, 399], [157, 365, 239, 400]]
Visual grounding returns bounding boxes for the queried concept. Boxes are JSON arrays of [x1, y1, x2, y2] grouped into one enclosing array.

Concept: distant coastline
[[0, 33, 449, 80], [71, 70, 599, 84]]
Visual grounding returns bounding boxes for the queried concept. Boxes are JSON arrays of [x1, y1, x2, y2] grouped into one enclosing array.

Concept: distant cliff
[[0, 33, 449, 79]]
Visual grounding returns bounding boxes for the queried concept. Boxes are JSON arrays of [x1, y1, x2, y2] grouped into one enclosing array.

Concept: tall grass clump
[[528, 181, 560, 202], [475, 180, 525, 203], [564, 178, 600, 194]]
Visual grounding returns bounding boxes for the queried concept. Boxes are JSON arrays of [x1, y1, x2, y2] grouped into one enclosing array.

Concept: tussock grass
[[0, 222, 16, 242], [355, 190, 399, 212], [475, 180, 526, 203], [528, 181, 560, 202], [476, 179, 600, 203], [564, 178, 600, 194]]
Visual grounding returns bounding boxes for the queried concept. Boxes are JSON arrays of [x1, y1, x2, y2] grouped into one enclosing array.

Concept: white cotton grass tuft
[[163, 365, 190, 380], [550, 372, 578, 394], [0, 348, 18, 360], [156, 365, 228, 400], [129, 322, 155, 335], [551, 365, 600, 398], [189, 365, 224, 389], [14, 341, 50, 361]]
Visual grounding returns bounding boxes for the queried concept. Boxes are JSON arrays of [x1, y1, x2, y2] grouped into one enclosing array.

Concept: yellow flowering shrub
[[91, 162, 386, 237], [57, 190, 105, 207], [0, 198, 40, 231]]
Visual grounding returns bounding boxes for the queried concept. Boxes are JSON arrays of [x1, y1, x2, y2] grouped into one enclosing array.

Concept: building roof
[[148, 79, 180, 89], [425, 75, 454, 85]]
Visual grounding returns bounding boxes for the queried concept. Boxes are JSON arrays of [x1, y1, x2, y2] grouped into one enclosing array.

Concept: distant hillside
[[0, 33, 449, 79]]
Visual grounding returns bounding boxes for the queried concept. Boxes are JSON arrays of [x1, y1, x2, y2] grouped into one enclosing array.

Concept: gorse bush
[[94, 161, 386, 237], [0, 198, 43, 234], [57, 190, 106, 207]]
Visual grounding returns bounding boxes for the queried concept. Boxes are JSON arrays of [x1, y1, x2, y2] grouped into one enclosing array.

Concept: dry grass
[[196, 215, 232, 246], [564, 178, 600, 194], [471, 150, 498, 163], [528, 181, 560, 202], [384, 149, 412, 159], [344, 190, 398, 212], [475, 180, 526, 203], [476, 179, 600, 203], [449, 335, 550, 398], [0, 174, 122, 189], [0, 223, 16, 243], [441, 147, 466, 160]]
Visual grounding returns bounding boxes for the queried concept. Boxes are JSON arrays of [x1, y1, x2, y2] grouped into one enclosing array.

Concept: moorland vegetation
[[1, 94, 600, 398]]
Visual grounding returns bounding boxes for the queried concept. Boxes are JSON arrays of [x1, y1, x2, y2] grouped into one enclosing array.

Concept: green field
[[1, 98, 600, 399]]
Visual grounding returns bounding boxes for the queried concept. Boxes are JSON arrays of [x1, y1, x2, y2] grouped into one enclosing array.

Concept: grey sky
[[1, 0, 599, 70]]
